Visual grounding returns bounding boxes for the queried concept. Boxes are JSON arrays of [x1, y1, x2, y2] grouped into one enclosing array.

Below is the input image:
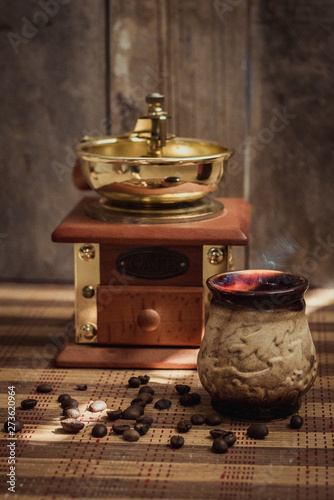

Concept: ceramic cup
[[197, 270, 317, 420]]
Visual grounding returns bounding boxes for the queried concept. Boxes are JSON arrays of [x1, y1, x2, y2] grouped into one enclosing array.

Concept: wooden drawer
[[97, 285, 204, 346]]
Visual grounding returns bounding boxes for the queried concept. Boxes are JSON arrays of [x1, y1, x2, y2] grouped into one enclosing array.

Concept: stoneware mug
[[197, 270, 317, 420]]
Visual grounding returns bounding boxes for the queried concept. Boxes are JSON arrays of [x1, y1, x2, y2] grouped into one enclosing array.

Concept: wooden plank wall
[[0, 0, 333, 286]]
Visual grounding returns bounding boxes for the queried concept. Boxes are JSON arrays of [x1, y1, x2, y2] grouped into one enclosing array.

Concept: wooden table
[[0, 283, 333, 499]]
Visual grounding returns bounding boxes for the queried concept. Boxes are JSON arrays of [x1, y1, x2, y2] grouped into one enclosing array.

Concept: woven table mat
[[0, 284, 333, 500]]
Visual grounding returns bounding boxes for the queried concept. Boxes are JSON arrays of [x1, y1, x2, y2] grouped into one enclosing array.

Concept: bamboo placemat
[[0, 284, 333, 499]]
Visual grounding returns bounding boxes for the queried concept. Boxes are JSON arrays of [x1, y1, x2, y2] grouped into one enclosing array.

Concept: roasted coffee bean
[[122, 405, 144, 420], [92, 423, 107, 438], [224, 433, 237, 447], [20, 399, 37, 410], [4, 419, 24, 433], [176, 420, 192, 433], [138, 375, 150, 385], [89, 400, 107, 412], [212, 437, 229, 454], [123, 429, 140, 442], [139, 386, 155, 396], [290, 414, 304, 429], [246, 423, 269, 439], [136, 416, 153, 425], [112, 423, 130, 434], [64, 408, 80, 419], [137, 392, 153, 404], [209, 428, 230, 439], [170, 435, 184, 449], [58, 394, 71, 403], [131, 398, 146, 408], [154, 398, 172, 410], [61, 418, 84, 433], [175, 384, 191, 395], [76, 384, 87, 391], [107, 409, 123, 421], [36, 383, 52, 393], [205, 414, 223, 426], [128, 376, 141, 388], [179, 393, 201, 407], [190, 393, 201, 405], [191, 414, 205, 425], [134, 423, 150, 436], [62, 398, 79, 410]]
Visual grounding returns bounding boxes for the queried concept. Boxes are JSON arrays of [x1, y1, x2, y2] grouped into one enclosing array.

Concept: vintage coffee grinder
[[52, 94, 251, 368]]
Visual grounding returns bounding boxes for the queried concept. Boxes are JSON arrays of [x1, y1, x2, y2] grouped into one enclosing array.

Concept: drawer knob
[[137, 309, 161, 331]]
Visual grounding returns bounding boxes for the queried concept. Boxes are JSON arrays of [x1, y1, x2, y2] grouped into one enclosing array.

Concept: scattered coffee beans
[[123, 429, 140, 442], [205, 414, 223, 426], [20, 399, 37, 410], [89, 400, 107, 412], [179, 393, 201, 406], [175, 384, 191, 395], [246, 423, 269, 439], [76, 384, 87, 391], [212, 437, 229, 454], [138, 375, 150, 385], [136, 416, 153, 425], [191, 414, 205, 425], [134, 423, 150, 436], [61, 418, 84, 433], [209, 428, 230, 439], [290, 414, 304, 429], [176, 420, 192, 433], [139, 386, 155, 396], [36, 383, 52, 393], [112, 423, 130, 434], [58, 394, 71, 404], [122, 405, 144, 420], [107, 409, 123, 421], [4, 419, 24, 433], [190, 393, 201, 405], [131, 398, 147, 408], [62, 399, 79, 410], [137, 392, 153, 404], [92, 423, 107, 438], [170, 435, 184, 449], [64, 408, 80, 419], [224, 433, 237, 447], [128, 377, 141, 388], [154, 399, 172, 410]]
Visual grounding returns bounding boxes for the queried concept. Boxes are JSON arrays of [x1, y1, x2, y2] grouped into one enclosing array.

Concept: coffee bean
[[176, 420, 192, 433], [246, 423, 269, 439], [205, 414, 223, 426], [139, 386, 155, 396], [191, 414, 205, 425], [64, 408, 80, 419], [154, 399, 172, 410], [76, 384, 87, 391], [136, 416, 153, 425], [92, 423, 107, 438], [62, 398, 79, 410], [131, 398, 147, 408], [123, 429, 140, 442], [107, 409, 123, 421], [190, 393, 201, 405], [170, 435, 184, 449], [134, 423, 150, 436], [179, 393, 201, 407], [20, 399, 37, 410], [212, 437, 228, 454], [224, 433, 237, 447], [175, 384, 191, 395], [112, 423, 130, 434], [209, 428, 230, 439], [290, 414, 304, 429], [122, 405, 144, 420], [128, 377, 141, 388], [4, 419, 24, 433], [36, 383, 52, 393], [89, 400, 107, 412], [138, 375, 150, 385], [58, 394, 71, 403], [137, 392, 153, 404], [61, 418, 84, 433]]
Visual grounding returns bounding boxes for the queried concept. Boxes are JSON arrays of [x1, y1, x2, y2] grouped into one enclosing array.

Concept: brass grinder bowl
[[75, 135, 233, 206]]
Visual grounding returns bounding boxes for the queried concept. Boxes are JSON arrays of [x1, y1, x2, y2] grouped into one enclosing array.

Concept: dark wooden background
[[1, 0, 333, 286]]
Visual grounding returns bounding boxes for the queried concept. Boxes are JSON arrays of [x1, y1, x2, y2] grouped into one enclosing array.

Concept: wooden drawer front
[[97, 285, 204, 346]]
